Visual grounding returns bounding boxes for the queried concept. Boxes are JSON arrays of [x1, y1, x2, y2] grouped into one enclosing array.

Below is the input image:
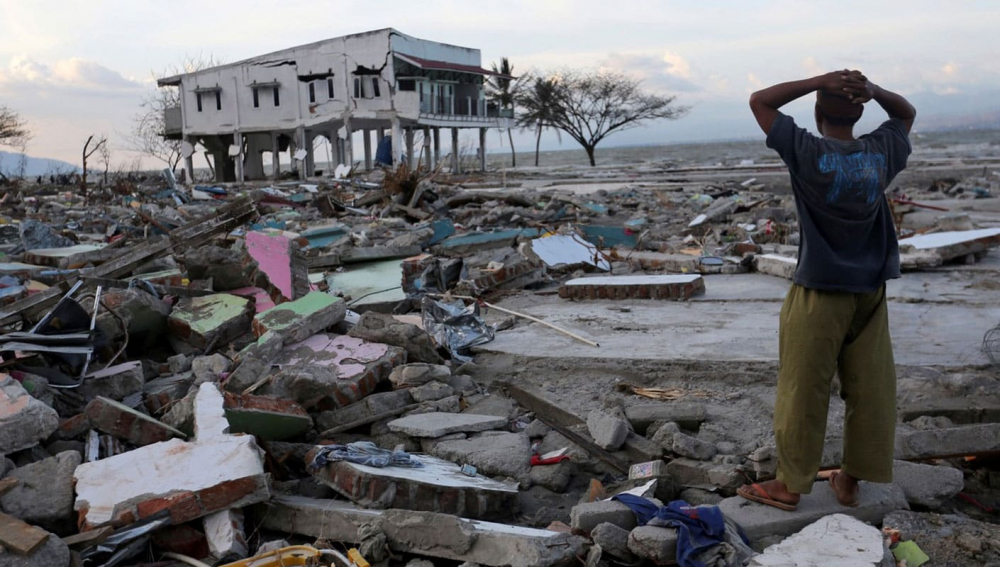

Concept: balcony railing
[[417, 94, 516, 124]]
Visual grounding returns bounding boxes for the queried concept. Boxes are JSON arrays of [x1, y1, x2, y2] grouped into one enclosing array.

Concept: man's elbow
[[749, 91, 762, 109]]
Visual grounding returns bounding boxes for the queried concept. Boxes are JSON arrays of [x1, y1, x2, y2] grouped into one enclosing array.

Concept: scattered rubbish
[[421, 296, 495, 362]]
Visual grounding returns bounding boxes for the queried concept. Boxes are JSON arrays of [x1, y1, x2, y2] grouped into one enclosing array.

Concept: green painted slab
[[171, 294, 250, 336], [254, 291, 340, 333]]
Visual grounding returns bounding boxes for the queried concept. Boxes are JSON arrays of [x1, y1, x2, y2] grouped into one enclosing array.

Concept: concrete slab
[[754, 254, 797, 280], [86, 397, 187, 446], [79, 361, 144, 401], [749, 514, 885, 566], [719, 480, 907, 542], [22, 244, 105, 267], [257, 495, 587, 567], [167, 293, 253, 353], [229, 286, 276, 313], [899, 228, 1000, 260], [307, 450, 518, 519], [0, 375, 59, 455], [251, 291, 345, 341], [325, 259, 407, 307], [246, 230, 305, 301], [528, 234, 610, 271], [388, 412, 508, 438], [559, 274, 705, 300]]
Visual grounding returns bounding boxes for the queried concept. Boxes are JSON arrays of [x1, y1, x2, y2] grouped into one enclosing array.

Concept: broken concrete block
[[388, 363, 451, 389], [223, 391, 312, 441], [754, 253, 797, 279], [97, 288, 170, 351], [0, 451, 81, 532], [0, 524, 68, 566], [749, 514, 885, 566], [893, 460, 964, 509], [895, 424, 1000, 460], [73, 435, 269, 530], [167, 293, 254, 354], [524, 419, 551, 439], [670, 432, 718, 461], [194, 383, 229, 440], [86, 397, 186, 446], [78, 361, 144, 402], [570, 500, 637, 533], [623, 251, 699, 273], [307, 450, 519, 520], [591, 522, 635, 561], [666, 458, 744, 493], [719, 480, 907, 542], [192, 353, 232, 384], [0, 375, 59, 455], [167, 353, 192, 374], [349, 311, 445, 364], [258, 495, 587, 567], [898, 228, 1000, 262], [182, 245, 254, 291], [388, 412, 507, 438], [425, 431, 532, 481], [409, 381, 455, 403], [627, 525, 678, 564], [245, 230, 309, 302], [559, 274, 706, 300], [251, 291, 346, 342], [587, 409, 629, 451], [624, 403, 707, 434], [464, 394, 518, 419], [529, 459, 574, 492], [650, 421, 681, 450], [266, 334, 405, 408], [203, 509, 248, 562]]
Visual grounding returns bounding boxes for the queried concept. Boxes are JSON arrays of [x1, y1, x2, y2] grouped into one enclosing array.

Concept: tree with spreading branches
[[0, 104, 29, 147], [541, 70, 688, 166]]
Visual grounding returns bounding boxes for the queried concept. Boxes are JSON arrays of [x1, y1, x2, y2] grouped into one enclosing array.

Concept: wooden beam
[[0, 512, 49, 555]]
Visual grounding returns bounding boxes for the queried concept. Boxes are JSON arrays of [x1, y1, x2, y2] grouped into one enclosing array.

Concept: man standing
[[738, 70, 916, 510]]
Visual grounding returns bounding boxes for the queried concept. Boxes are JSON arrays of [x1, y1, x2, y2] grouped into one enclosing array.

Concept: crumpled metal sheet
[[421, 296, 494, 363]]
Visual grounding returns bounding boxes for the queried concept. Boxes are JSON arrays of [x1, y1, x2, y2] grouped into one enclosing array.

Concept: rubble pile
[[0, 165, 997, 567]]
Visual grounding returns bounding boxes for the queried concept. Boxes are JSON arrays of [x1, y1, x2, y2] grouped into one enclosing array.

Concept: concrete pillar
[[234, 131, 245, 183], [390, 116, 403, 166], [363, 129, 373, 171], [378, 127, 386, 141], [295, 126, 307, 180], [405, 128, 415, 168], [271, 133, 280, 181], [422, 127, 432, 170], [305, 132, 316, 177], [451, 128, 460, 173], [183, 136, 195, 185], [433, 128, 441, 169], [244, 134, 267, 180], [478, 127, 487, 172], [343, 116, 354, 168]]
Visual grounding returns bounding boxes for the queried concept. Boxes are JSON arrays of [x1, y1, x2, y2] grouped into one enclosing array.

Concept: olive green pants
[[774, 283, 896, 494]]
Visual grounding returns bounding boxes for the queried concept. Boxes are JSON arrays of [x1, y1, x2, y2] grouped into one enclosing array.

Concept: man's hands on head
[[819, 70, 874, 104]]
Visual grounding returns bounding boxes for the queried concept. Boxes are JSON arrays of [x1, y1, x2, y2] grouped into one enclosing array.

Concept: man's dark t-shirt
[[766, 112, 911, 293]]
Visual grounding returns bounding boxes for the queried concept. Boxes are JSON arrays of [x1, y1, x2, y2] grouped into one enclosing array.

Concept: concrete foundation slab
[[388, 412, 508, 438], [559, 274, 705, 300]]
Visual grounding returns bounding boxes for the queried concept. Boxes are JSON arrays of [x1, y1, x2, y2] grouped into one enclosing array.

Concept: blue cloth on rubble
[[611, 493, 660, 525], [308, 441, 423, 470]]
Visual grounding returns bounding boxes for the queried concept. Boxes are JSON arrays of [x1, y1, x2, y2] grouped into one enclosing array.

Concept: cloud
[[747, 72, 764, 92], [0, 55, 142, 93], [600, 51, 701, 92]]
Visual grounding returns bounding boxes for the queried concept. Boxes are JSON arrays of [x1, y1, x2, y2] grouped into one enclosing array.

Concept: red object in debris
[[530, 454, 571, 466], [958, 492, 996, 514]]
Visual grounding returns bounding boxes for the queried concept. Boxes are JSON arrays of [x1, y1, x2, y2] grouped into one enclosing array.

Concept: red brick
[[197, 476, 261, 511]]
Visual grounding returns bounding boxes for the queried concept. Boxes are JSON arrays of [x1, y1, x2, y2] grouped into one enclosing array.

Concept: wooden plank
[[0, 281, 72, 327], [61, 526, 113, 550], [81, 277, 215, 298], [501, 381, 628, 473], [0, 512, 49, 555]]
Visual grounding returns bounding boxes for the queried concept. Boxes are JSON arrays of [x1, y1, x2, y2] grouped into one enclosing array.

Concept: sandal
[[737, 482, 798, 511]]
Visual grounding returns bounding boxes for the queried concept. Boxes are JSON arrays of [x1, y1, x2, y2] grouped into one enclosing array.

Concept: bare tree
[[98, 142, 112, 185], [542, 70, 689, 166], [124, 54, 222, 172], [81, 134, 108, 199], [0, 104, 29, 147]]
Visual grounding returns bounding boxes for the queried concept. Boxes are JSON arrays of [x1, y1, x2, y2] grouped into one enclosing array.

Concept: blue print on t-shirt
[[818, 152, 887, 205]]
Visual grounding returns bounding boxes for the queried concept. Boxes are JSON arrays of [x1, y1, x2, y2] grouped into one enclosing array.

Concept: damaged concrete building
[[158, 28, 515, 182]]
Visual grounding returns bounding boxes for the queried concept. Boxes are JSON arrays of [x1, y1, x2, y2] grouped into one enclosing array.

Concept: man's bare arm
[[749, 70, 865, 134], [843, 79, 916, 134]]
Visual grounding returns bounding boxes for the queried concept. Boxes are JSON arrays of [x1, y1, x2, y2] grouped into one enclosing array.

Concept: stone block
[[464, 394, 518, 419], [409, 381, 455, 403], [898, 228, 1000, 262], [892, 460, 964, 509], [78, 361, 145, 402], [350, 311, 445, 365], [182, 245, 253, 291], [559, 274, 705, 301], [388, 412, 507, 438], [85, 397, 185, 446], [529, 459, 574, 492], [73, 435, 269, 530], [167, 293, 254, 354], [624, 403, 707, 434], [719, 480, 908, 542], [192, 353, 231, 384], [587, 409, 629, 451], [307, 450, 518, 520], [591, 522, 635, 561], [624, 251, 700, 273], [95, 288, 170, 350], [754, 254, 797, 280], [0, 451, 81, 532], [665, 458, 744, 493], [315, 389, 414, 432], [250, 291, 346, 342], [627, 526, 678, 563], [671, 432, 718, 461], [749, 514, 885, 566], [895, 424, 1000, 460], [388, 363, 451, 388], [0, 375, 59, 455], [570, 500, 637, 533], [424, 431, 532, 482]]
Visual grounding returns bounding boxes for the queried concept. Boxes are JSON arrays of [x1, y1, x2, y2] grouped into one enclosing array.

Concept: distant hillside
[[0, 151, 79, 178]]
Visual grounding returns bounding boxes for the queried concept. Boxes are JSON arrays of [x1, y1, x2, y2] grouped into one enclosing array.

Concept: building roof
[[394, 53, 514, 79]]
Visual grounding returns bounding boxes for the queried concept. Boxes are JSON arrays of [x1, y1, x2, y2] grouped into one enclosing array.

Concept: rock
[[349, 311, 445, 364], [464, 394, 517, 419], [409, 381, 455, 403], [183, 245, 254, 291], [388, 412, 507, 438], [625, 403, 707, 433], [389, 363, 451, 389], [570, 500, 637, 533], [627, 526, 677, 563], [524, 419, 551, 439], [167, 353, 192, 374], [650, 421, 681, 450], [78, 361, 145, 402], [883, 510, 1000, 566], [587, 409, 629, 451], [749, 514, 886, 566], [425, 431, 532, 481], [893, 460, 964, 509], [679, 488, 724, 506], [529, 459, 574, 492], [591, 522, 634, 561], [0, 527, 70, 567], [0, 376, 59, 455], [447, 374, 479, 396], [0, 451, 81, 533], [96, 288, 170, 351], [671, 432, 718, 461], [192, 353, 232, 384]]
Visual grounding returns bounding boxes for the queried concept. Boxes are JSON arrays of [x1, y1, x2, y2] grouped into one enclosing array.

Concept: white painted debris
[[228, 145, 241, 157], [293, 149, 308, 161], [754, 254, 797, 280], [340, 454, 519, 493], [204, 509, 249, 561], [529, 234, 611, 271], [334, 164, 351, 179], [194, 383, 229, 440], [688, 213, 708, 227], [749, 514, 885, 566]]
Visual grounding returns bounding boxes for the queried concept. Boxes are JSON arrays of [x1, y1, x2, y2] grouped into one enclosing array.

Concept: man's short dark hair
[[816, 90, 863, 126]]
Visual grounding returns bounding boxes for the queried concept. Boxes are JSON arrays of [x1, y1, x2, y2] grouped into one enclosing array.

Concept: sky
[[1, 0, 999, 169]]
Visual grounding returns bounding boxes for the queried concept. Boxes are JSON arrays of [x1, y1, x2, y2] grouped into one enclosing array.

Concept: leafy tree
[[486, 57, 519, 167], [515, 74, 562, 166]]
